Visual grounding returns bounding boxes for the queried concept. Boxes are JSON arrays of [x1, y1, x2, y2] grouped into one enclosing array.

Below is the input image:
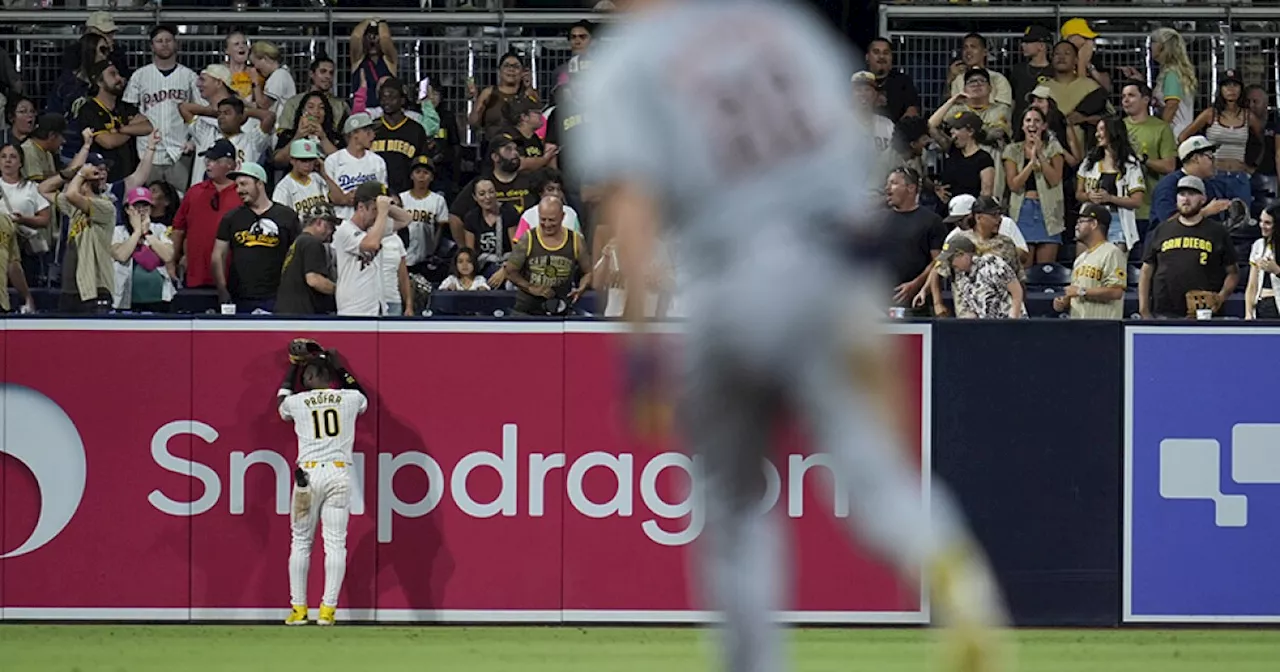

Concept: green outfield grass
[[0, 625, 1276, 672]]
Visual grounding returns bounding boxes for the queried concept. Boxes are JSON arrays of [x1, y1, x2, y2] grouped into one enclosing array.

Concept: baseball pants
[[679, 232, 970, 672], [147, 157, 192, 191], [288, 462, 351, 608]]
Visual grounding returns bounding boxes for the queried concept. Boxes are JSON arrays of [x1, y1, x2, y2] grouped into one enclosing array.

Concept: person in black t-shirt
[[883, 167, 946, 310], [448, 136, 535, 243], [933, 110, 996, 202], [79, 60, 154, 183], [1010, 25, 1055, 123], [1140, 175, 1239, 318], [463, 177, 521, 278], [498, 97, 556, 174], [213, 162, 301, 312], [865, 37, 921, 122], [371, 78, 427, 195], [275, 215, 337, 315]]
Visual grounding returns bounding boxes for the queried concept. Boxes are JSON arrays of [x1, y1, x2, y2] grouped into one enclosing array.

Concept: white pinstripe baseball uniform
[[123, 63, 197, 166], [278, 387, 368, 610]]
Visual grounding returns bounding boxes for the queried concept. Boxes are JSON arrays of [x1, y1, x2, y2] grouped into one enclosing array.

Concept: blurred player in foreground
[[277, 338, 368, 626], [577, 1, 1010, 671]]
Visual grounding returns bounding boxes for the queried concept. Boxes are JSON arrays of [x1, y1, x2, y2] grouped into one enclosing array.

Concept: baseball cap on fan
[[290, 138, 323, 160], [200, 139, 236, 162], [228, 162, 268, 184], [1022, 25, 1052, 44], [85, 11, 118, 36], [343, 112, 376, 135], [938, 235, 978, 264], [944, 194, 977, 224], [202, 64, 234, 90], [1178, 136, 1218, 161], [1061, 18, 1098, 40], [126, 186, 153, 206], [354, 181, 388, 204], [1177, 175, 1207, 195]]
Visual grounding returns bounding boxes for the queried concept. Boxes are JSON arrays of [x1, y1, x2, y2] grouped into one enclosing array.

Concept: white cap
[[1178, 136, 1218, 161], [944, 194, 977, 223]]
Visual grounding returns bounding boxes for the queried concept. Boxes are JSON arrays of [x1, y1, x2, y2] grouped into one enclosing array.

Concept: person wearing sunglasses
[[171, 139, 240, 290]]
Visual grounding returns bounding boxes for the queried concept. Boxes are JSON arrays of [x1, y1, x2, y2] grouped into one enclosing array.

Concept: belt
[[300, 461, 347, 468]]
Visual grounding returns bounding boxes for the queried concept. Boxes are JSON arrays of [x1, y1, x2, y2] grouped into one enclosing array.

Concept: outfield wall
[[0, 319, 1275, 625]]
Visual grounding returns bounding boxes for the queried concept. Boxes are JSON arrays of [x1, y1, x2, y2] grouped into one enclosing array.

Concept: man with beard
[[449, 136, 534, 246], [123, 25, 197, 189], [370, 78, 428, 195], [79, 61, 154, 183], [212, 162, 300, 312], [1140, 175, 1238, 318], [1054, 203, 1127, 319], [279, 58, 350, 140], [54, 155, 119, 313], [883, 167, 945, 313], [864, 37, 920, 122]]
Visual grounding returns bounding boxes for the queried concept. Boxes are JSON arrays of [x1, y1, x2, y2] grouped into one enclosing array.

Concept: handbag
[[132, 238, 164, 272]]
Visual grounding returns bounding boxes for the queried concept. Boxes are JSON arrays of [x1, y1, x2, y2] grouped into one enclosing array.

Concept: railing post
[[1223, 5, 1236, 71]]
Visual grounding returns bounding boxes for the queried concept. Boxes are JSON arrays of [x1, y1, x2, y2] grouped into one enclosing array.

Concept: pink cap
[[126, 186, 153, 206]]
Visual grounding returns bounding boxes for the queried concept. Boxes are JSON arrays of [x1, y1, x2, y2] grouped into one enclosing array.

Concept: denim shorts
[[1016, 198, 1061, 244]]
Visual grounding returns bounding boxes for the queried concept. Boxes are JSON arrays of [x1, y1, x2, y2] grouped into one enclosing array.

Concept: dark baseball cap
[[971, 196, 1004, 216], [200, 139, 236, 161], [947, 110, 984, 133], [354, 181, 388, 204], [85, 152, 106, 167], [33, 113, 67, 137], [963, 67, 991, 84], [1078, 203, 1112, 231], [1221, 68, 1244, 87], [410, 155, 434, 173], [488, 136, 518, 155], [1022, 25, 1053, 44]]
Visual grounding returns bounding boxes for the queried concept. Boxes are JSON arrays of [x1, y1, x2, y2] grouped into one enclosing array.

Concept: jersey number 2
[[311, 409, 340, 439]]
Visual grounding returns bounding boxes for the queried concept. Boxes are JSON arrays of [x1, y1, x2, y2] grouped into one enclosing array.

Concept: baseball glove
[[288, 337, 325, 364], [1185, 290, 1219, 317]]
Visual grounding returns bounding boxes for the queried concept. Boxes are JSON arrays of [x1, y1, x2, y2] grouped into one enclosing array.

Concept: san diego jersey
[[279, 388, 368, 464]]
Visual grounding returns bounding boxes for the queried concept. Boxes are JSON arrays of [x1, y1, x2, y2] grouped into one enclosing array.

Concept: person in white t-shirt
[[250, 41, 297, 124], [324, 113, 387, 221], [332, 182, 392, 316], [398, 155, 449, 269], [273, 138, 334, 224], [180, 64, 277, 186], [438, 247, 490, 291], [379, 228, 412, 316], [0, 143, 52, 261], [514, 169, 580, 241]]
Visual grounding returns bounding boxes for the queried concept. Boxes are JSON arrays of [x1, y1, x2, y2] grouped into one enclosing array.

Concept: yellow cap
[[1061, 17, 1098, 39]]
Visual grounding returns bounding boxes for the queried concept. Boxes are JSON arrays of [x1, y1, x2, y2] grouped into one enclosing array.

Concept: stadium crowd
[[0, 9, 1275, 319]]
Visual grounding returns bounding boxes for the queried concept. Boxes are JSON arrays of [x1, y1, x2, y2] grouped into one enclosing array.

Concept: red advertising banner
[[0, 320, 929, 623]]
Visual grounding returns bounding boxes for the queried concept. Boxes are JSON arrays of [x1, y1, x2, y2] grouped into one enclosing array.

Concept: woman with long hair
[[467, 51, 540, 140], [1004, 107, 1066, 264], [1077, 118, 1146, 253], [224, 31, 254, 103], [1246, 204, 1280, 319], [0, 142, 51, 289], [1150, 28, 1198, 139], [272, 92, 340, 167], [47, 33, 110, 118], [1180, 70, 1261, 209]]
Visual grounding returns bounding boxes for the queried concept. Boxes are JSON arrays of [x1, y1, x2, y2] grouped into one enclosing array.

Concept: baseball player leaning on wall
[[277, 338, 368, 626]]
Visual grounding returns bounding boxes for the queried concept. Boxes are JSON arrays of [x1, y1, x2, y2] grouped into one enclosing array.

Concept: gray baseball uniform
[[576, 3, 969, 670]]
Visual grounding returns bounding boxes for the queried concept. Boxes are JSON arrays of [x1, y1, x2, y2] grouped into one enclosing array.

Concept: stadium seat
[[1025, 263, 1071, 288]]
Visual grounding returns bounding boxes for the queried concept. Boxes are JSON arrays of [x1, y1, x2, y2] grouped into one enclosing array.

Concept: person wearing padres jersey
[[1054, 204, 1127, 319], [333, 182, 393, 316], [575, 2, 1008, 671], [1140, 174, 1238, 318], [80, 61, 154, 183], [278, 346, 368, 627], [273, 139, 333, 224], [399, 156, 450, 272], [370, 78, 427, 195], [123, 25, 197, 189], [853, 70, 895, 174], [325, 113, 387, 221]]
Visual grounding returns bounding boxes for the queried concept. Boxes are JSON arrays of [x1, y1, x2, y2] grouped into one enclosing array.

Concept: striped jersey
[[123, 63, 198, 165], [398, 189, 449, 266], [273, 172, 333, 224], [1070, 241, 1127, 320], [279, 388, 368, 464]]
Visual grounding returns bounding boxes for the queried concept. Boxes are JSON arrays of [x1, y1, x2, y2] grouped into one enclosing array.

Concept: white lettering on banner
[[147, 422, 845, 547]]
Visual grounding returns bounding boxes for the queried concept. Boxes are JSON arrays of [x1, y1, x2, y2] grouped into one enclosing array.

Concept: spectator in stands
[[371, 79, 428, 195], [916, 196, 1027, 316], [147, 181, 179, 228], [1004, 106, 1066, 265], [3, 95, 35, 146], [865, 37, 920, 122], [214, 98, 274, 170], [123, 25, 197, 190], [334, 183, 393, 316], [273, 92, 342, 167], [1149, 28, 1197, 140], [250, 41, 296, 121], [399, 156, 450, 276], [543, 83, 582, 201], [1061, 18, 1112, 94], [853, 71, 896, 171], [928, 110, 994, 203], [1011, 25, 1054, 124], [418, 77, 462, 201], [55, 157, 118, 313], [1077, 118, 1145, 253], [213, 162, 300, 312], [504, 195, 590, 315], [1245, 205, 1280, 320], [0, 142, 50, 293], [450, 137, 535, 244], [274, 215, 337, 316], [1151, 137, 1233, 226], [274, 139, 333, 224], [1047, 41, 1110, 140], [351, 19, 398, 111], [464, 177, 520, 281], [171, 139, 241, 289], [180, 65, 234, 161], [1054, 204, 1127, 320], [110, 187, 175, 313], [500, 98, 555, 173], [515, 169, 580, 241], [1246, 85, 1277, 190], [939, 68, 1010, 191], [889, 115, 932, 181], [79, 62, 154, 184], [1026, 85, 1084, 169], [225, 32, 254, 103], [1180, 70, 1260, 210], [25, 119, 91, 189], [439, 248, 489, 292], [379, 216, 413, 316], [884, 167, 945, 312], [0, 206, 33, 313], [556, 20, 594, 85], [279, 58, 350, 145], [937, 236, 1023, 320], [49, 33, 110, 120], [469, 51, 540, 140], [1141, 175, 1238, 319], [1123, 81, 1179, 238], [325, 113, 388, 221], [948, 33, 1012, 109]]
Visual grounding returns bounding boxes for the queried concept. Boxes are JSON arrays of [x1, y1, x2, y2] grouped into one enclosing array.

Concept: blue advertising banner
[[1126, 327, 1280, 623]]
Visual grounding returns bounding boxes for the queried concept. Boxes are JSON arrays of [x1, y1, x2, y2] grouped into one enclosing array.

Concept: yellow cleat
[[284, 605, 308, 626], [929, 545, 1012, 672], [317, 604, 337, 626]]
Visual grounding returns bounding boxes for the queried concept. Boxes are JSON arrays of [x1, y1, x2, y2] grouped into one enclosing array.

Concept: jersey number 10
[[311, 408, 341, 439]]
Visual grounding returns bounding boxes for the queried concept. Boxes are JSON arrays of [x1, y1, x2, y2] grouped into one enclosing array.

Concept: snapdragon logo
[[0, 385, 88, 558], [1160, 423, 1280, 527], [148, 422, 850, 546]]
